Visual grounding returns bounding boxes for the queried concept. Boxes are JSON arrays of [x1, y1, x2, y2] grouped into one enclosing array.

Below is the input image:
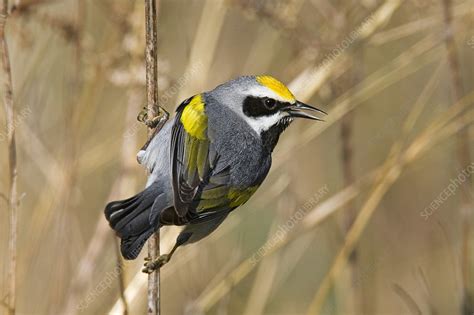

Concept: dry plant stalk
[[440, 0, 473, 312], [144, 0, 168, 314], [0, 1, 18, 314]]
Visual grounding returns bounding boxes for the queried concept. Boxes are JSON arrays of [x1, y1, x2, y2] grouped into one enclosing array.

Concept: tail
[[104, 184, 160, 260]]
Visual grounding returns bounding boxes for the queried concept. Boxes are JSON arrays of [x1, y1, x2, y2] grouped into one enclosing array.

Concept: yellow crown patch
[[256, 75, 295, 102]]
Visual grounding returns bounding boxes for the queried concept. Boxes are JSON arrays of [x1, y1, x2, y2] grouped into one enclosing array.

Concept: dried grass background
[[0, 0, 474, 314]]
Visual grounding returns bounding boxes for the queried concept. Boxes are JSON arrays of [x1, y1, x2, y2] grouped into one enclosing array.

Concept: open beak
[[283, 101, 327, 121]]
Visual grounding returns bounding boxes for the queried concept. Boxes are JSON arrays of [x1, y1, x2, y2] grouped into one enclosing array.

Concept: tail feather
[[104, 183, 161, 260], [105, 194, 141, 216], [113, 197, 153, 232], [105, 194, 144, 228], [120, 228, 154, 259]]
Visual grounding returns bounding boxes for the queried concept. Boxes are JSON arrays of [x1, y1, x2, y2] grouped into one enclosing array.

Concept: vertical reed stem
[[144, 1, 168, 314], [0, 1, 17, 314]]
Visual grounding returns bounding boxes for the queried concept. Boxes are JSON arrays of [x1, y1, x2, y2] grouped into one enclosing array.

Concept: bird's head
[[209, 75, 326, 150]]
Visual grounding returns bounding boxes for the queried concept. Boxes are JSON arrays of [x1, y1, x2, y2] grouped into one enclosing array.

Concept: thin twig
[[144, 1, 168, 315], [440, 0, 473, 313], [0, 1, 18, 314]]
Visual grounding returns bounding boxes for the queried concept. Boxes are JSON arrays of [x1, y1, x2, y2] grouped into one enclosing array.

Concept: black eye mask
[[242, 96, 292, 117]]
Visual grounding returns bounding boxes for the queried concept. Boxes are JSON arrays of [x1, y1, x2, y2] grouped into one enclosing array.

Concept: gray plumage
[[104, 75, 324, 262]]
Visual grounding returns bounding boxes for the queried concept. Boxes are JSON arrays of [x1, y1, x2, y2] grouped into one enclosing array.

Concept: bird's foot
[[137, 104, 166, 129], [142, 254, 170, 273]]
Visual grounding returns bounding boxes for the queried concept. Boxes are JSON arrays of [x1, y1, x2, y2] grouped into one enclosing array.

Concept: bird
[[104, 75, 326, 273]]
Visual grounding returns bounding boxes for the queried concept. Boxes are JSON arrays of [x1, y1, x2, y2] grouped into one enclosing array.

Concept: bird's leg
[[142, 242, 179, 274], [142, 232, 192, 274]]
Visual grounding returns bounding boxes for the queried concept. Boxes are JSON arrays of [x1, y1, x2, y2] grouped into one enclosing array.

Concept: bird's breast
[[218, 132, 272, 189]]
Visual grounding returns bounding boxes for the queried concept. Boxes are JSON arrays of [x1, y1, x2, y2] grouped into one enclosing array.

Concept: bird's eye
[[264, 98, 276, 110]]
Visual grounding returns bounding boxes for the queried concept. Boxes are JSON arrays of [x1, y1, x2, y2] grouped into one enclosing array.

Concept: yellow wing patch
[[228, 186, 258, 207], [180, 94, 208, 140], [256, 75, 295, 102]]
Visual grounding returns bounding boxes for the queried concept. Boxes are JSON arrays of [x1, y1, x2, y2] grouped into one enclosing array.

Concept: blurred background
[[0, 0, 474, 314]]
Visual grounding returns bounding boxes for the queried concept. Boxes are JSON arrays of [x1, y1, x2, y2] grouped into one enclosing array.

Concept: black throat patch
[[261, 116, 293, 153]]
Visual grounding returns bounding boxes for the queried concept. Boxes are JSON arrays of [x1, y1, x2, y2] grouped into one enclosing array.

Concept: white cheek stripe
[[245, 112, 284, 134]]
